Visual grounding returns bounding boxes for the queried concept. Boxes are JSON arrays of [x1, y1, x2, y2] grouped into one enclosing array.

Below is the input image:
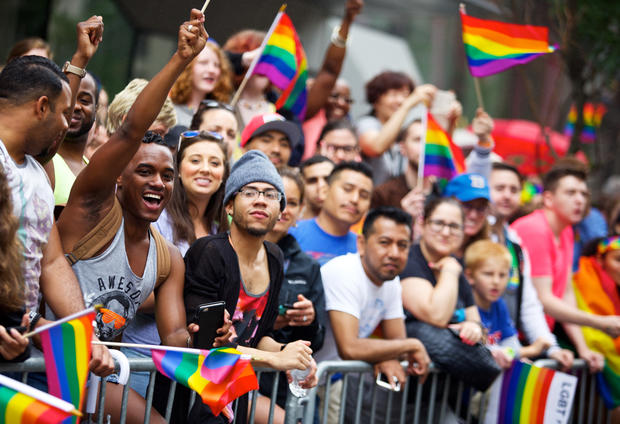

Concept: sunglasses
[[180, 130, 224, 142], [199, 99, 235, 113]]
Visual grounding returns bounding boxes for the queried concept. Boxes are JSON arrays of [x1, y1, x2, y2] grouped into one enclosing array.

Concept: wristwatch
[[62, 61, 86, 78]]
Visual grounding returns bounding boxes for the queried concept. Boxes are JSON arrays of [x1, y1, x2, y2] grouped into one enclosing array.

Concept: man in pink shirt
[[511, 160, 620, 372]]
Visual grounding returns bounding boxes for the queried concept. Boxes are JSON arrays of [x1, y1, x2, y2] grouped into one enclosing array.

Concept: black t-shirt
[[399, 243, 475, 323]]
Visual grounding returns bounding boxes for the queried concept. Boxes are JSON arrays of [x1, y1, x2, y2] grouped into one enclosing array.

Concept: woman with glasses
[[170, 40, 234, 127], [120, 131, 229, 397], [190, 99, 240, 162], [400, 197, 483, 344], [443, 173, 492, 257]]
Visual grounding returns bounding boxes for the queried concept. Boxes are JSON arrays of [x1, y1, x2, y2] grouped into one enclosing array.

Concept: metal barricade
[[1, 356, 608, 423]]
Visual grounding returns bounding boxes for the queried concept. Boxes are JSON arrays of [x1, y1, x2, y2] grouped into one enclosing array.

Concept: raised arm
[[358, 84, 435, 157], [304, 0, 363, 120], [62, 10, 207, 225]]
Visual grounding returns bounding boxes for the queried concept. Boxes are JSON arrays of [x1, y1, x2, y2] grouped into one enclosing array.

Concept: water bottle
[[289, 367, 310, 397]]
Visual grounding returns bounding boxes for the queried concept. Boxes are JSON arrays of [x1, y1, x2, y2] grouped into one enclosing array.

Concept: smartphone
[[278, 303, 297, 316], [376, 373, 401, 392], [6, 326, 27, 334], [194, 301, 225, 349]]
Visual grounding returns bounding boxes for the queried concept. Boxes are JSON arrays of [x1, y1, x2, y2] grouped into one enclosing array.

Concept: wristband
[[330, 26, 347, 48], [28, 311, 42, 332]]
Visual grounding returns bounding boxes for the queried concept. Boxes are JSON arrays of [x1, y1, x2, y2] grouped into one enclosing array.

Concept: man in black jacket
[[183, 150, 317, 423]]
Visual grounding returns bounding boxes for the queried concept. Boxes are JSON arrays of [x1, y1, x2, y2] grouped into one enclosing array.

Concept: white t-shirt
[[315, 252, 405, 364], [0, 140, 54, 312]]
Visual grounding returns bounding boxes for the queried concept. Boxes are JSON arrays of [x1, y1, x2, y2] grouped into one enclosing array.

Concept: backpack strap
[[512, 241, 526, 334], [150, 224, 171, 286], [65, 198, 123, 265]]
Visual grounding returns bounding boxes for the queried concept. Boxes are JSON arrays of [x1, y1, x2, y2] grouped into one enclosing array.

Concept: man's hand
[[528, 337, 552, 357], [374, 359, 406, 389], [89, 336, 115, 377], [471, 107, 494, 144], [406, 339, 430, 384], [213, 310, 232, 347], [448, 321, 483, 345], [400, 187, 425, 221], [285, 294, 315, 327], [344, 0, 364, 22], [272, 340, 313, 371], [548, 349, 574, 371], [73, 16, 104, 65], [177, 9, 208, 62], [298, 357, 319, 389], [596, 315, 620, 339], [578, 347, 605, 373], [0, 314, 29, 361]]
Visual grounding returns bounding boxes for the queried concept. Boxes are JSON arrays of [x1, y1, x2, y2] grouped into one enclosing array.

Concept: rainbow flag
[[484, 361, 577, 423], [573, 256, 620, 408], [422, 113, 465, 179], [460, 10, 557, 77], [152, 347, 258, 417], [0, 379, 71, 424], [41, 312, 95, 424], [564, 102, 607, 144], [252, 10, 308, 120]]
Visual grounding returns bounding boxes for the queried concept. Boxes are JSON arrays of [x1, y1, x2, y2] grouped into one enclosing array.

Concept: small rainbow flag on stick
[[152, 346, 258, 417], [246, 5, 308, 120], [420, 112, 465, 180], [460, 7, 557, 77], [484, 361, 577, 424], [0, 373, 80, 423], [39, 308, 95, 424], [564, 102, 607, 144]]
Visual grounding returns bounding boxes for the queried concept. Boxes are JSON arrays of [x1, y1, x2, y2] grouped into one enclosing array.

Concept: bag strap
[[65, 198, 123, 265], [512, 241, 526, 334], [150, 225, 171, 286]]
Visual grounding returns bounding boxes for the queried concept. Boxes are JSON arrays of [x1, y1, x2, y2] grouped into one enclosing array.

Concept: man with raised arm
[[0, 16, 113, 378], [57, 10, 226, 423]]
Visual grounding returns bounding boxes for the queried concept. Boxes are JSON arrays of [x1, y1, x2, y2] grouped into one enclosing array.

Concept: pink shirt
[[510, 209, 574, 330], [302, 109, 327, 160]]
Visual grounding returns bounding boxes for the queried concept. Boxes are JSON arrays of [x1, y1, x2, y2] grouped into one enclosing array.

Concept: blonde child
[[464, 240, 551, 368]]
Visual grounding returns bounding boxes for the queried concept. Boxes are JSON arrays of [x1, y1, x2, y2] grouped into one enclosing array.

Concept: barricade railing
[[0, 356, 607, 423]]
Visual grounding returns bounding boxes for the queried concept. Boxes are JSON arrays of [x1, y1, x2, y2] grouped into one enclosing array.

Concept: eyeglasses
[[237, 187, 282, 202], [180, 130, 224, 143], [329, 93, 354, 104], [462, 202, 489, 214], [323, 143, 359, 154], [426, 219, 463, 235], [199, 99, 235, 113]]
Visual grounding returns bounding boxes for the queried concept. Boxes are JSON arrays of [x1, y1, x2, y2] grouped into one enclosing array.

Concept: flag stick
[[200, 0, 212, 14], [230, 3, 287, 107], [0, 374, 82, 417], [473, 77, 485, 110], [23, 305, 99, 339], [92, 340, 253, 361], [417, 106, 428, 190]]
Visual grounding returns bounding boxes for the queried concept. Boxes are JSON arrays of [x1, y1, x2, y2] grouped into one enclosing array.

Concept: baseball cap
[[240, 113, 302, 150], [443, 173, 490, 202]]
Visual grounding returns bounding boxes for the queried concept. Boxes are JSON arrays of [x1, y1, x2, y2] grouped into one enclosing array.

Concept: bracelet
[[28, 311, 42, 332], [330, 25, 347, 48]]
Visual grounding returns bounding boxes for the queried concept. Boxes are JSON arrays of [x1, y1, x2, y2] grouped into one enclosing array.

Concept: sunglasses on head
[[179, 130, 225, 150], [199, 99, 235, 113]]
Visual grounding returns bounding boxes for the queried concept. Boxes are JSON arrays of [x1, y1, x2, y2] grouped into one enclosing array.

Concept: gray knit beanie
[[223, 150, 286, 211]]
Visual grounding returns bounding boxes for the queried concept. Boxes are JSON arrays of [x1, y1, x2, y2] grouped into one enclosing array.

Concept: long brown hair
[[0, 163, 24, 311], [169, 42, 234, 105], [165, 133, 230, 245]]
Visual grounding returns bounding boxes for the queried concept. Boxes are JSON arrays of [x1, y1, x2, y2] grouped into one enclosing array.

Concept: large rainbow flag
[[252, 10, 308, 120], [422, 113, 465, 180], [484, 361, 577, 423], [41, 311, 95, 424], [573, 256, 620, 408], [460, 10, 557, 77], [564, 102, 607, 144], [0, 375, 74, 424], [152, 347, 258, 417]]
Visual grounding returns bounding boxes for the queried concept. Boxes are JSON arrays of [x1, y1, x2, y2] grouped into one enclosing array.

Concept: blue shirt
[[289, 218, 357, 266], [478, 298, 516, 345]]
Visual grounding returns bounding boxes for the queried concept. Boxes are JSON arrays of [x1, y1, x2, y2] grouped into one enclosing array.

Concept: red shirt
[[231, 280, 269, 345]]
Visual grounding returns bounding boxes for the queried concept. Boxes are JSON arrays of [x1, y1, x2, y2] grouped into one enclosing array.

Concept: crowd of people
[[1, 1, 620, 423]]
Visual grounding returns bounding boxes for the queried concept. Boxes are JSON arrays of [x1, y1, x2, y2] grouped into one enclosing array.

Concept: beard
[[66, 116, 95, 140]]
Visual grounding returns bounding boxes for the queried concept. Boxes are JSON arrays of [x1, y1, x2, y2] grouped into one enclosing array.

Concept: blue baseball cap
[[443, 173, 490, 202]]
